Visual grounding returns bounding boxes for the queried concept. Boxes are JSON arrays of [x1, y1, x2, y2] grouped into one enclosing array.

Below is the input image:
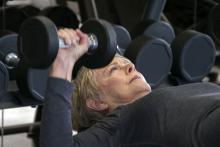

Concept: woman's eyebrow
[[125, 60, 131, 63], [102, 58, 132, 76], [103, 62, 117, 76], [122, 59, 132, 64]]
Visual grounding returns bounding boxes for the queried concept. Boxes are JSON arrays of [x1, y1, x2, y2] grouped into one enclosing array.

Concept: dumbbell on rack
[[0, 31, 48, 101], [170, 30, 216, 84]]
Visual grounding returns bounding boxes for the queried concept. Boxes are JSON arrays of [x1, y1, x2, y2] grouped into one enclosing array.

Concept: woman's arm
[[40, 77, 75, 147], [40, 29, 88, 147], [49, 29, 88, 81]]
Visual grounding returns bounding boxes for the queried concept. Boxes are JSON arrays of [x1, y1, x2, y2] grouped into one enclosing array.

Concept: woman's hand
[[49, 28, 89, 81]]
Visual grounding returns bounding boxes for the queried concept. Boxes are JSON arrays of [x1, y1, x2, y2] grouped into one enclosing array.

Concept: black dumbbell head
[[0, 32, 18, 61], [80, 19, 117, 69], [18, 16, 59, 69], [171, 30, 216, 82], [16, 65, 49, 101], [132, 21, 175, 44], [0, 32, 18, 80]]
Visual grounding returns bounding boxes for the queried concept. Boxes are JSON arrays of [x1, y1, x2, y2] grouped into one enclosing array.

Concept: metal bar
[[2, 122, 40, 135]]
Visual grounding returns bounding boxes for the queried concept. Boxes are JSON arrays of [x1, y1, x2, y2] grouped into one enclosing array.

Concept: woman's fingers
[[57, 28, 89, 60], [76, 29, 89, 52], [58, 28, 80, 47], [58, 29, 72, 46], [64, 28, 80, 46]]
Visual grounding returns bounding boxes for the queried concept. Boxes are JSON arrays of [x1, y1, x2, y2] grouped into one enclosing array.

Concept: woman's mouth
[[130, 75, 141, 83]]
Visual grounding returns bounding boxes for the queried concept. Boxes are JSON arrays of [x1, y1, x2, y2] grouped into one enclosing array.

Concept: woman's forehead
[[94, 56, 132, 75], [111, 55, 131, 63]]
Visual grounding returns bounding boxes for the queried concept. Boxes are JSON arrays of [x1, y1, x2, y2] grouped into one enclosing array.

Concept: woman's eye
[[110, 67, 118, 74]]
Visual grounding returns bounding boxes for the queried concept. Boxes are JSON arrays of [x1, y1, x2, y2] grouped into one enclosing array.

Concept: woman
[[40, 28, 220, 147], [41, 28, 153, 146]]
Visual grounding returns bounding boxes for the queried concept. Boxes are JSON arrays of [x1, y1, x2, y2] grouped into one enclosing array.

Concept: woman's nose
[[125, 63, 135, 74]]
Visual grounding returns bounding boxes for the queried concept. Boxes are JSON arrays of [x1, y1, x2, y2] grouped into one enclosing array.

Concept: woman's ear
[[86, 98, 109, 111]]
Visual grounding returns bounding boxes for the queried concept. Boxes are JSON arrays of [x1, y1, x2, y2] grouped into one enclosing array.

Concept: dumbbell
[[0, 31, 48, 101], [18, 16, 119, 70], [170, 30, 216, 84], [0, 30, 19, 79]]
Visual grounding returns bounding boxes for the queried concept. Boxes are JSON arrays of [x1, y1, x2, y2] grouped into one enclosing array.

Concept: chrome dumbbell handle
[[58, 33, 98, 55]]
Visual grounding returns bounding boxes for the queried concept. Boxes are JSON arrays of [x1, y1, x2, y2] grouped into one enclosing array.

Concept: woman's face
[[95, 56, 151, 111]]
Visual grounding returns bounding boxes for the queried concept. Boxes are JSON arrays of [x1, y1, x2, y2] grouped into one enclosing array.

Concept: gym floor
[[1, 107, 36, 147]]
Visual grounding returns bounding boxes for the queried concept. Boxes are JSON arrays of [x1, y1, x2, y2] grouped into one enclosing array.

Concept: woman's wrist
[[49, 58, 75, 82]]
